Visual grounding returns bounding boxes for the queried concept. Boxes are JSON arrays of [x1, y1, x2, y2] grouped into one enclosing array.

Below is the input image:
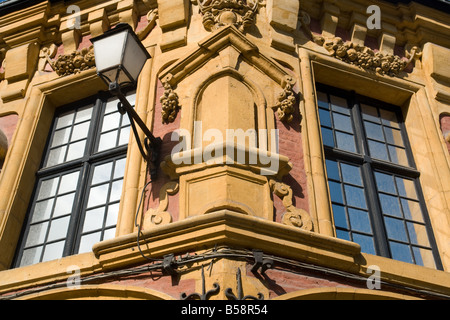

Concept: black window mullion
[[62, 163, 90, 257], [60, 97, 104, 257], [85, 97, 105, 156], [361, 162, 391, 257], [350, 94, 391, 258]]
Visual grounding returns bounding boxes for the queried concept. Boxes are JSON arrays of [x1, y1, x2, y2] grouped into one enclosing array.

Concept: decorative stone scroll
[[195, 0, 259, 32], [270, 180, 313, 231], [46, 45, 96, 77], [143, 181, 179, 228], [38, 44, 58, 72]]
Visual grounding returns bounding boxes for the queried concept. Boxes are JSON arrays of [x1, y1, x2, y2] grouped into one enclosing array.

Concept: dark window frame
[[13, 90, 133, 268], [316, 83, 443, 270]]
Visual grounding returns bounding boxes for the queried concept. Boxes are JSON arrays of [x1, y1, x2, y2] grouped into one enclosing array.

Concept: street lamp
[[91, 23, 162, 179]]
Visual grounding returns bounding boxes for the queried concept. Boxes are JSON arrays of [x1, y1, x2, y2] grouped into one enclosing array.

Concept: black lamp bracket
[[109, 82, 162, 179]]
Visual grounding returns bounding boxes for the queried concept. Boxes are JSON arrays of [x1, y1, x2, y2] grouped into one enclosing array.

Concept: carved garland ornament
[[195, 0, 259, 32], [53, 46, 96, 76], [322, 38, 422, 77], [160, 80, 181, 124], [297, 11, 422, 77], [41, 45, 96, 77], [270, 180, 313, 231], [273, 76, 297, 123]]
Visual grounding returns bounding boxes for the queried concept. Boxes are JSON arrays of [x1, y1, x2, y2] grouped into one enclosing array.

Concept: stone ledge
[[92, 209, 362, 271], [2, 210, 450, 298]]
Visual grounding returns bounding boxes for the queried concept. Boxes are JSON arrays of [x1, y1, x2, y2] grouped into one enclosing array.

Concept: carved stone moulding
[[52, 45, 96, 77], [323, 37, 422, 77], [195, 0, 259, 32], [269, 180, 313, 232]]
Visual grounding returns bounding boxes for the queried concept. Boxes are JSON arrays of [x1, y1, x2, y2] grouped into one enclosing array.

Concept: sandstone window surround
[[316, 84, 442, 270], [299, 47, 450, 269], [13, 91, 136, 268]]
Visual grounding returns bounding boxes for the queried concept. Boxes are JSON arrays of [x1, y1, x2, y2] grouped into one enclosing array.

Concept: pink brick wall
[[440, 114, 450, 154], [0, 114, 19, 145]]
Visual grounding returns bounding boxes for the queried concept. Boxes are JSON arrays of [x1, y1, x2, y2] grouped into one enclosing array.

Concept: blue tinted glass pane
[[384, 127, 404, 146], [333, 113, 353, 133], [329, 181, 344, 204], [353, 233, 376, 255], [319, 109, 332, 127], [317, 92, 329, 109], [407, 222, 430, 247], [336, 132, 356, 153], [390, 242, 413, 264], [336, 230, 351, 241], [379, 194, 402, 217], [401, 199, 424, 223], [384, 217, 408, 242], [380, 109, 400, 128], [364, 122, 384, 141], [395, 177, 417, 199], [330, 95, 350, 115], [348, 208, 372, 233], [374, 172, 396, 194], [368, 140, 389, 161], [412, 247, 436, 269], [340, 163, 362, 186], [332, 204, 348, 229], [321, 127, 335, 147], [325, 159, 340, 181], [388, 146, 409, 166], [344, 185, 367, 209], [361, 104, 380, 123]]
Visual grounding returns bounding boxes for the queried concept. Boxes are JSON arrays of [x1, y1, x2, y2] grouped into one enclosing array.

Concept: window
[[316, 84, 442, 270], [14, 91, 135, 268]]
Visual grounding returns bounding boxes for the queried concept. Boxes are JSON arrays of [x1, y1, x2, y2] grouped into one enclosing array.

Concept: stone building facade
[[0, 0, 449, 300]]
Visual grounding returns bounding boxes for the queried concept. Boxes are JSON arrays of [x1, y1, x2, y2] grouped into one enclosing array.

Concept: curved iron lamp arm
[[109, 81, 162, 179]]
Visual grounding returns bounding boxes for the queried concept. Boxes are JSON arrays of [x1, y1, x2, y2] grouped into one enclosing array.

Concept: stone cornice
[[2, 210, 450, 298]]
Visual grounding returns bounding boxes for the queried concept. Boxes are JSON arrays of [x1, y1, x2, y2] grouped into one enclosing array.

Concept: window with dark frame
[[316, 83, 442, 270], [13, 91, 135, 268]]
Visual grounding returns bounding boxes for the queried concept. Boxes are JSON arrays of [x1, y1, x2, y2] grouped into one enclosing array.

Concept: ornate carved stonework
[[270, 180, 313, 232], [160, 80, 181, 124], [323, 37, 421, 77], [273, 76, 297, 123], [143, 181, 179, 228], [196, 0, 259, 32], [38, 44, 57, 72], [49, 45, 96, 77]]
